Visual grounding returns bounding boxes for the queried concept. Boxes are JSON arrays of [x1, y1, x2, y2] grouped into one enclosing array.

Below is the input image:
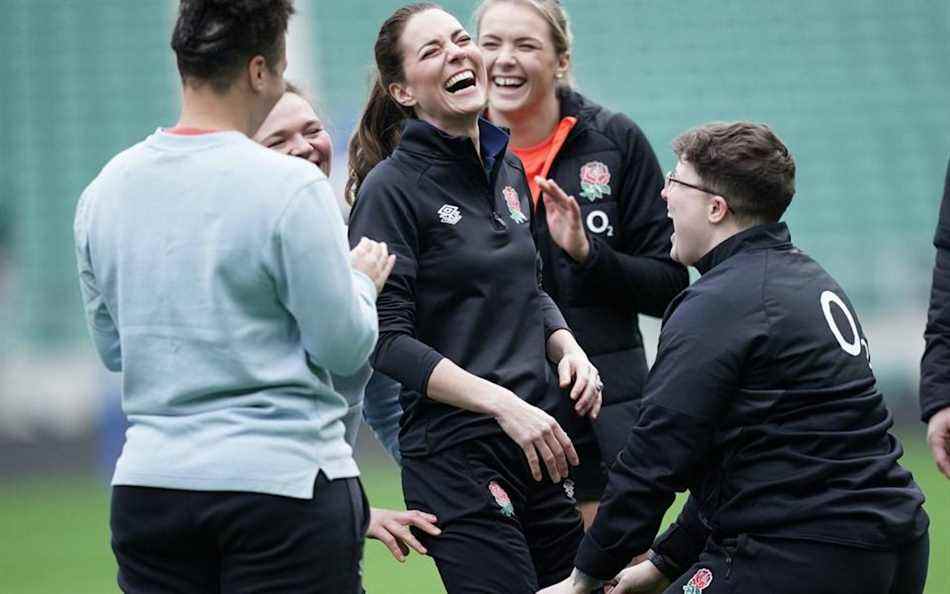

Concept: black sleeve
[[571, 118, 689, 317], [921, 157, 950, 422], [347, 172, 444, 396], [649, 495, 710, 581], [540, 287, 569, 341], [526, 158, 571, 341], [574, 292, 752, 580]]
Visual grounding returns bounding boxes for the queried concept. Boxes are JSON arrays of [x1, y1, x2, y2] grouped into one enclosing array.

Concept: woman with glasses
[[475, 0, 689, 529]]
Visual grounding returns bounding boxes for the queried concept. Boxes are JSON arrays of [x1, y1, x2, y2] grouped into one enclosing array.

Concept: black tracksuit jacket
[[532, 90, 688, 460], [920, 157, 950, 422], [575, 223, 929, 581], [347, 118, 569, 457]]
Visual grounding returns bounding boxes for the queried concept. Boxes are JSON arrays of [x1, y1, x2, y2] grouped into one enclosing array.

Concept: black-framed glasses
[[665, 170, 718, 196]]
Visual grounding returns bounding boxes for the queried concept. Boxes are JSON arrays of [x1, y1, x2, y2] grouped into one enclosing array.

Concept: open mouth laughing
[[444, 69, 477, 93]]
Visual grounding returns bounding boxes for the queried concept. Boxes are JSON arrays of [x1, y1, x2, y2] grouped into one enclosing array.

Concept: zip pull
[[491, 212, 507, 229]]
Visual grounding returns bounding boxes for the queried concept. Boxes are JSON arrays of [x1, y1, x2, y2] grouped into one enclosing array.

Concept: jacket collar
[[694, 222, 792, 275], [398, 116, 509, 167], [557, 88, 597, 131]]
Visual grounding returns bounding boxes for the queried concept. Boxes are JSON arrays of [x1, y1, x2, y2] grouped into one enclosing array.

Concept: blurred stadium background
[[1, 1, 948, 592]]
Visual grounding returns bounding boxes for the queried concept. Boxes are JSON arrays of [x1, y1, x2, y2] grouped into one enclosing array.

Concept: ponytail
[[345, 74, 411, 204], [345, 2, 441, 205]]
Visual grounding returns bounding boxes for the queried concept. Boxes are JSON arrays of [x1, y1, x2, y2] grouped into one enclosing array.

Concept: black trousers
[[402, 436, 588, 594], [667, 532, 929, 594], [110, 472, 369, 594]]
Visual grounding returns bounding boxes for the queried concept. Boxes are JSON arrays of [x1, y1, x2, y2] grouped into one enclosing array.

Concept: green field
[[1, 429, 946, 594]]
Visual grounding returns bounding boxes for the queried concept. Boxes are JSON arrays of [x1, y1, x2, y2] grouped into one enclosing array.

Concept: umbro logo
[[438, 204, 461, 225]]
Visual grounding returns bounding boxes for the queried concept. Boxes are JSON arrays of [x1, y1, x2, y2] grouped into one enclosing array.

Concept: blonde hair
[[474, 0, 573, 87]]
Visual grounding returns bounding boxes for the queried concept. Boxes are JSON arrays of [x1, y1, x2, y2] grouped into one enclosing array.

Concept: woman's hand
[[604, 560, 669, 594], [558, 351, 603, 419], [350, 237, 396, 294], [492, 389, 579, 483], [537, 177, 590, 263], [366, 507, 441, 562], [425, 359, 579, 483], [537, 569, 604, 594], [547, 329, 603, 419]]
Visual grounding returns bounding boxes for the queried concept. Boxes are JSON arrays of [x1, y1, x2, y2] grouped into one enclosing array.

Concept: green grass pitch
[[0, 429, 946, 594]]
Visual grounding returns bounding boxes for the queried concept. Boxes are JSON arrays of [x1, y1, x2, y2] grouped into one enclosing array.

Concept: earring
[[556, 72, 564, 79]]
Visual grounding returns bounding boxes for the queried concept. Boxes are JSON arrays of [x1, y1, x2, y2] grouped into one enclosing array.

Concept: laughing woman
[[476, 0, 689, 528], [346, 4, 603, 592]]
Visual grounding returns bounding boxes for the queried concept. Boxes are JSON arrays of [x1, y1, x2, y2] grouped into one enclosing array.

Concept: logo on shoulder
[[502, 186, 527, 224], [438, 204, 462, 225], [683, 568, 713, 594], [579, 161, 612, 202]]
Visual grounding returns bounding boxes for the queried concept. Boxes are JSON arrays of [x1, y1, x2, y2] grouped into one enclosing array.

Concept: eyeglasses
[[665, 170, 718, 196]]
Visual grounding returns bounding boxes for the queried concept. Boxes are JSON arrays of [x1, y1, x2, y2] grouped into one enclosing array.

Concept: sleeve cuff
[[574, 534, 629, 582], [351, 269, 378, 302], [373, 334, 444, 397], [647, 549, 681, 582], [571, 233, 604, 274], [922, 400, 950, 423]]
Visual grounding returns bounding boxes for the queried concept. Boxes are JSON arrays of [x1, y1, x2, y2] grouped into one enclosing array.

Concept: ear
[[247, 55, 269, 93], [389, 81, 417, 108], [707, 195, 730, 224], [555, 51, 571, 80]]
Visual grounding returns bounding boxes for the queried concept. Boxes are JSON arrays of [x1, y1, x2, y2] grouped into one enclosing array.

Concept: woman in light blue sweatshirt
[[74, 2, 394, 593]]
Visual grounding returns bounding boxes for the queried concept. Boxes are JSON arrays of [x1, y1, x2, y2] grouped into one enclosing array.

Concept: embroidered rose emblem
[[488, 481, 515, 517], [683, 568, 713, 594], [502, 186, 527, 224], [579, 161, 612, 202]]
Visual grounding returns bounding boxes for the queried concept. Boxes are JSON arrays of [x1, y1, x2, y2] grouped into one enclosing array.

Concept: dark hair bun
[[171, 0, 295, 90]]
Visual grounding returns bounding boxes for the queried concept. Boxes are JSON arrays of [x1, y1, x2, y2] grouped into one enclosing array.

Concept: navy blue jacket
[[575, 223, 928, 581], [920, 157, 950, 422], [348, 118, 569, 457]]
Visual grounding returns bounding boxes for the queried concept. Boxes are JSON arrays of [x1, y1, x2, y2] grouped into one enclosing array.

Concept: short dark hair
[[672, 122, 796, 224], [171, 0, 295, 93]]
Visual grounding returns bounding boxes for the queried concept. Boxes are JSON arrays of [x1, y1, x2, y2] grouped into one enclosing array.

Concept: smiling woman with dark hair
[[346, 4, 604, 592]]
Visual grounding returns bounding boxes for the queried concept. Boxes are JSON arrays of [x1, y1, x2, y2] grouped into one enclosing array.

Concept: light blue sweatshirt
[[74, 129, 378, 499]]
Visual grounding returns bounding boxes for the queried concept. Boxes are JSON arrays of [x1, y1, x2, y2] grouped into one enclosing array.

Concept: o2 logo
[[586, 210, 614, 237], [820, 290, 870, 362]]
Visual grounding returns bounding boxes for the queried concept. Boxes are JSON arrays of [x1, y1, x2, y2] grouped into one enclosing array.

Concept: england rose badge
[[488, 481, 515, 517], [579, 161, 611, 202], [502, 186, 527, 224], [682, 568, 713, 594]]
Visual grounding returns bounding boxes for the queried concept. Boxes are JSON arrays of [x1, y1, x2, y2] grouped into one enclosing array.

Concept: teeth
[[444, 70, 475, 89], [492, 76, 524, 87]]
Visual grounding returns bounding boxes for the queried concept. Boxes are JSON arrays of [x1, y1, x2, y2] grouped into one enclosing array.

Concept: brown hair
[[284, 80, 307, 101], [283, 80, 326, 121], [345, 3, 441, 204], [474, 0, 573, 88], [672, 122, 796, 224]]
